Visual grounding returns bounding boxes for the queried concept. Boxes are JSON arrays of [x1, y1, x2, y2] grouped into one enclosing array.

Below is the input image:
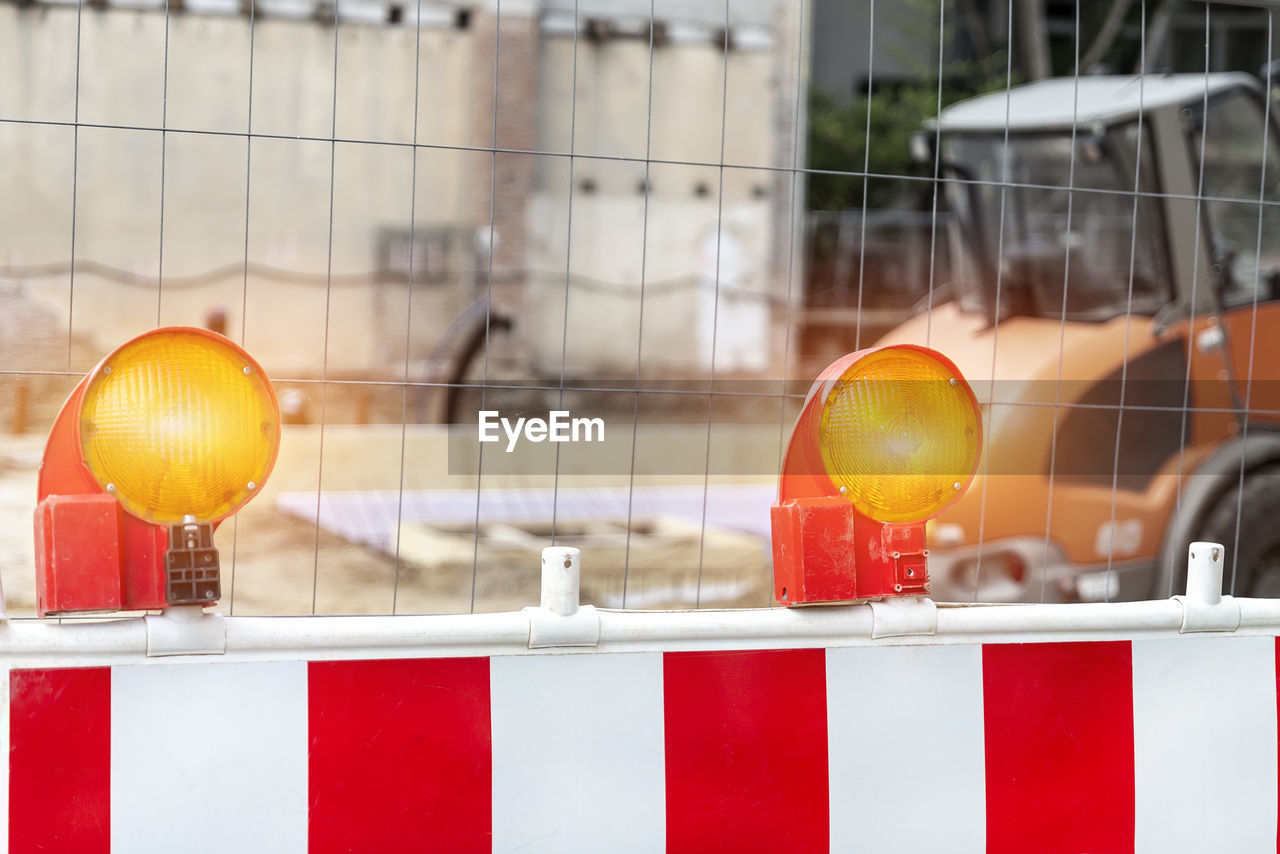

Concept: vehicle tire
[[1197, 465, 1280, 597], [445, 318, 564, 427]]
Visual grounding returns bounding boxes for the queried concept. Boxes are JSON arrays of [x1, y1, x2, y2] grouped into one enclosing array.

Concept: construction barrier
[[4, 546, 1280, 853], [7, 636, 1280, 853]]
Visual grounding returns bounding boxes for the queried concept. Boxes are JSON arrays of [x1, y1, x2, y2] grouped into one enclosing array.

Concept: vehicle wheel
[[1198, 465, 1280, 597], [446, 317, 555, 426]]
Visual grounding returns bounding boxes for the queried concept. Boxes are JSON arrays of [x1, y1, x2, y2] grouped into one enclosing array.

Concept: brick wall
[[468, 8, 539, 278]]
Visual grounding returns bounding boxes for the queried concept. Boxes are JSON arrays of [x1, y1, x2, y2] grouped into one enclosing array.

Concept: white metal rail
[[0, 543, 1264, 665]]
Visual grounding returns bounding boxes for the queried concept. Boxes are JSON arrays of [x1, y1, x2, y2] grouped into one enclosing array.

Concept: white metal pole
[[1185, 541, 1225, 604], [540, 546, 581, 616]]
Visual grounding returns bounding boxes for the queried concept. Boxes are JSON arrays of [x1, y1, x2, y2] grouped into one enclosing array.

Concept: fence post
[[528, 546, 599, 648], [1185, 541, 1224, 605], [540, 546, 580, 616], [1174, 541, 1240, 633]]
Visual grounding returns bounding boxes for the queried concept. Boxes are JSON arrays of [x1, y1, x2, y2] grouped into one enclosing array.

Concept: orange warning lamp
[[34, 327, 280, 616], [772, 345, 981, 605]]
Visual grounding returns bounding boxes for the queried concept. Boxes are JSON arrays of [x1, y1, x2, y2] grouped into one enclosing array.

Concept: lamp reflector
[[818, 346, 980, 523], [78, 328, 280, 525]]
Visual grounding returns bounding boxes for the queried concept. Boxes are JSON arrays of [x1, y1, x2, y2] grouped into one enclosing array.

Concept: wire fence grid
[[0, 0, 1278, 616]]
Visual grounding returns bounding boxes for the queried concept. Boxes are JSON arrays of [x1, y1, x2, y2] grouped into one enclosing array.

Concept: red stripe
[[663, 648, 828, 853], [308, 657, 491, 853], [983, 641, 1135, 854], [9, 667, 111, 854]]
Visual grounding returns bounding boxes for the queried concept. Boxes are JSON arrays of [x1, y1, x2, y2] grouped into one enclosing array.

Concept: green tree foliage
[[807, 57, 1012, 212]]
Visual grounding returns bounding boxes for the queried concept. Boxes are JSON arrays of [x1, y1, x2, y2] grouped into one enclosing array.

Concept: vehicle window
[[943, 125, 1169, 322], [1192, 89, 1280, 307]]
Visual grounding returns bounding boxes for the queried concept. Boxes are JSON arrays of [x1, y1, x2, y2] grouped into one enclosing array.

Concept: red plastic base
[[35, 494, 124, 615], [34, 492, 172, 616], [771, 497, 929, 605]]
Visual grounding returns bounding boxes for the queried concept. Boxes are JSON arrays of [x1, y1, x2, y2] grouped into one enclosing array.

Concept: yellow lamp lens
[[818, 347, 980, 523], [78, 328, 280, 525]]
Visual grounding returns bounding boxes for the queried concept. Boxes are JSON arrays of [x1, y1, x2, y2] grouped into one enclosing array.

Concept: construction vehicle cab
[[884, 72, 1280, 602]]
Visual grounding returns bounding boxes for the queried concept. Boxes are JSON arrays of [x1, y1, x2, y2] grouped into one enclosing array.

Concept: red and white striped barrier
[[7, 635, 1279, 853]]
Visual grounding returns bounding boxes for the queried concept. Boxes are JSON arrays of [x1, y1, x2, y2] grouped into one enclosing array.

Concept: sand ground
[[0, 427, 774, 618]]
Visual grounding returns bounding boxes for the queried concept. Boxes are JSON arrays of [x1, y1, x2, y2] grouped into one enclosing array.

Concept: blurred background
[[2, 0, 1278, 615]]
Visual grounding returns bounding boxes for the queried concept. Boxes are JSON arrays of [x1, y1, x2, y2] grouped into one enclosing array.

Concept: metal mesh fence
[[2, 0, 1280, 616]]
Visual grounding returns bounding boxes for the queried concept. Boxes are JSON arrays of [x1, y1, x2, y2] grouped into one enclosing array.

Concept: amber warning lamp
[[772, 345, 982, 605], [34, 327, 281, 616]]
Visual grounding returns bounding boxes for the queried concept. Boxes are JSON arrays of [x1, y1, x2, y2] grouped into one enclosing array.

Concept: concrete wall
[[525, 193, 772, 375], [527, 27, 790, 376], [0, 3, 477, 378], [0, 0, 801, 383]]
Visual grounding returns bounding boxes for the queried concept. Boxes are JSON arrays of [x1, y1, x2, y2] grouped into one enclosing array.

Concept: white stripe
[[826, 644, 986, 854], [111, 661, 308, 853], [1133, 636, 1278, 854], [490, 652, 666, 854]]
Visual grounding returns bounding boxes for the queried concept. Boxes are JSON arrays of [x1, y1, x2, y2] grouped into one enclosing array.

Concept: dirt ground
[[0, 431, 773, 618], [0, 434, 42, 615], [0, 432, 506, 617]]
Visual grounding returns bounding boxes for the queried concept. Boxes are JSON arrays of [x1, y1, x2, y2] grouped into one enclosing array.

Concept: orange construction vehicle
[[883, 71, 1280, 602]]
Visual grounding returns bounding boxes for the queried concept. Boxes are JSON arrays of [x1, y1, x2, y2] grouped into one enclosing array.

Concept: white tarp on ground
[[275, 484, 776, 551]]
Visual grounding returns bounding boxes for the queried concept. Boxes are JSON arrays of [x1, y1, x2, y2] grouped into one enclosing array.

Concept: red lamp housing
[[771, 345, 982, 606], [33, 327, 280, 617]]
